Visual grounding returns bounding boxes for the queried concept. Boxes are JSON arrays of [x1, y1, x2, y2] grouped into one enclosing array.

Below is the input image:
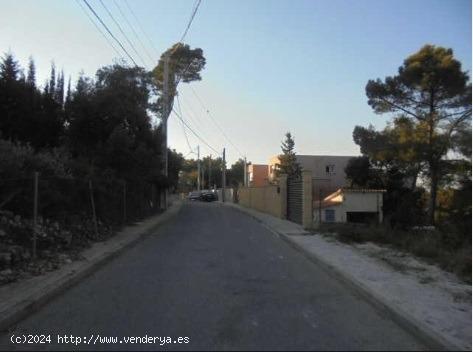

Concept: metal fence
[[0, 173, 161, 258], [287, 176, 303, 224]]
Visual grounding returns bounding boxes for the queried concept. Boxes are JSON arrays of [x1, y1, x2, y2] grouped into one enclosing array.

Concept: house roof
[[341, 188, 387, 193], [313, 187, 387, 209], [317, 199, 343, 209]]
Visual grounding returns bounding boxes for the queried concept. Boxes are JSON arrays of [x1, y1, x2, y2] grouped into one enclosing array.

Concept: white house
[[313, 188, 386, 225]]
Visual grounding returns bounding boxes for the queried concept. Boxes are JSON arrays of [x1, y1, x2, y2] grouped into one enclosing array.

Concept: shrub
[[318, 222, 471, 283]]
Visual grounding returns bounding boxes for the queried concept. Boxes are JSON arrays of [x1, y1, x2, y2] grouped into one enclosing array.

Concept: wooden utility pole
[[197, 145, 201, 191], [201, 165, 205, 191], [161, 53, 170, 209], [208, 155, 212, 190], [222, 148, 226, 202], [244, 156, 247, 187]]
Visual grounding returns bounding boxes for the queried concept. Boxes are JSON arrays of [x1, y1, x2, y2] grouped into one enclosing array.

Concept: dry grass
[[316, 223, 472, 284]]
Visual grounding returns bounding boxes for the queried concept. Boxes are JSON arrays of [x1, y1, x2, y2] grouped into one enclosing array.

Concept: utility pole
[[201, 164, 205, 191], [244, 156, 247, 187], [162, 53, 170, 209], [197, 145, 201, 191], [222, 148, 226, 202], [208, 155, 212, 190]]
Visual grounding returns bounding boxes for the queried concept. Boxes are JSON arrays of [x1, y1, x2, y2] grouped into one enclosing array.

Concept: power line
[[82, 0, 138, 66], [188, 85, 245, 159], [184, 149, 196, 158], [98, 0, 148, 68], [172, 107, 220, 155], [178, 92, 206, 129], [177, 93, 219, 148], [176, 94, 194, 154], [75, 0, 123, 58], [180, 0, 202, 43], [112, 0, 156, 66], [123, 0, 160, 58]]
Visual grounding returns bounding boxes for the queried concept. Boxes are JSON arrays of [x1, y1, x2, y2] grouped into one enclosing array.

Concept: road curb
[[224, 202, 463, 351], [0, 201, 183, 333]]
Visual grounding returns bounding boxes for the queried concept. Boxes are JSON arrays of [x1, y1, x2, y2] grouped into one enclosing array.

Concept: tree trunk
[[428, 164, 438, 226]]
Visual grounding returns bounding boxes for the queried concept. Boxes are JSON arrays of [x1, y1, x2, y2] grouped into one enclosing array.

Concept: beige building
[[269, 155, 354, 199], [313, 188, 386, 224]]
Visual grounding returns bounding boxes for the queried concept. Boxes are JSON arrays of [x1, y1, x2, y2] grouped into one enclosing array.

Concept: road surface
[[0, 202, 426, 350]]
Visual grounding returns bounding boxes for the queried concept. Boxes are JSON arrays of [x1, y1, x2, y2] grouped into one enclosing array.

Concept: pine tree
[[0, 53, 25, 141], [366, 44, 472, 225], [75, 73, 90, 97], [26, 56, 36, 88], [48, 62, 56, 96], [65, 76, 71, 104], [55, 70, 64, 106], [0, 53, 20, 82], [276, 132, 301, 178], [18, 68, 26, 84]]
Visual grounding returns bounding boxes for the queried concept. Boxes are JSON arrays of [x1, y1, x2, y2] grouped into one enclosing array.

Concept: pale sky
[[0, 0, 471, 164]]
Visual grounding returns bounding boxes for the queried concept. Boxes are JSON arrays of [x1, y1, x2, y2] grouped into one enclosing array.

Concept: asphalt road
[[0, 202, 426, 351]]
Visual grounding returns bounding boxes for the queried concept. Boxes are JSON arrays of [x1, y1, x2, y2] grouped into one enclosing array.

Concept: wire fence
[[0, 173, 163, 259]]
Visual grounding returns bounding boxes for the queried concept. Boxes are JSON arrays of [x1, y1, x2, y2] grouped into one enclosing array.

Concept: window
[[325, 209, 335, 222], [325, 164, 335, 175], [249, 172, 254, 181]]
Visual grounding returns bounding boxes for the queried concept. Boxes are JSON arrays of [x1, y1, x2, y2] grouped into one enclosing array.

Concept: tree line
[[345, 45, 471, 239], [0, 44, 211, 223], [178, 157, 245, 192], [271, 46, 470, 242]]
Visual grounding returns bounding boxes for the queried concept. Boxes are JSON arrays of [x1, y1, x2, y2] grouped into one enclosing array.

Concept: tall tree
[[365, 45, 471, 224], [48, 62, 56, 96], [64, 76, 72, 123], [168, 149, 184, 190], [0, 53, 20, 82], [276, 132, 301, 178], [344, 156, 381, 188], [65, 76, 72, 105], [55, 70, 65, 106], [151, 43, 206, 121], [26, 56, 36, 88], [0, 53, 22, 140], [227, 158, 245, 187], [353, 117, 425, 190]]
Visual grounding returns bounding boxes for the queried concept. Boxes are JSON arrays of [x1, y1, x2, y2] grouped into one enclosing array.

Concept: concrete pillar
[[278, 174, 287, 219], [302, 170, 313, 229]]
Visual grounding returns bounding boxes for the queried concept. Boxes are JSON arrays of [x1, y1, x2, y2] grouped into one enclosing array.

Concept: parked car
[[200, 191, 218, 202], [188, 191, 202, 201]]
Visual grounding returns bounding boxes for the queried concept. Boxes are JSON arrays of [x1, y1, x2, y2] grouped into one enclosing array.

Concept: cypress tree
[[65, 76, 71, 105], [0, 53, 22, 140], [0, 53, 20, 82], [26, 56, 36, 88], [55, 70, 65, 106], [276, 132, 302, 178], [48, 62, 56, 96]]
